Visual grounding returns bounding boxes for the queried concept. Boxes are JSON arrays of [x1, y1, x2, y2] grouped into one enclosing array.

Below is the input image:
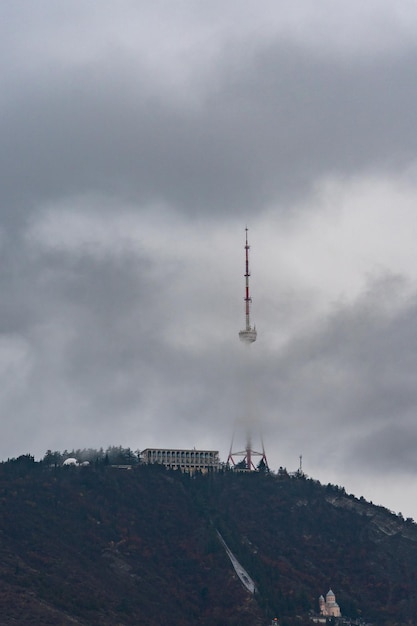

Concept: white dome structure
[[63, 458, 78, 466]]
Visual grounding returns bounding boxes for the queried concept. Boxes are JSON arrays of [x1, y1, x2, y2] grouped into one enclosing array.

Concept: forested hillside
[[0, 456, 416, 625]]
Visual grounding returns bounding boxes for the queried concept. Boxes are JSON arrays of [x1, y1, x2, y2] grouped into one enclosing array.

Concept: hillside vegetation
[[0, 456, 416, 625]]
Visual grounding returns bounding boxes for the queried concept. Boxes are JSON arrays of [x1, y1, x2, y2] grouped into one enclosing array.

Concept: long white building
[[141, 448, 220, 473]]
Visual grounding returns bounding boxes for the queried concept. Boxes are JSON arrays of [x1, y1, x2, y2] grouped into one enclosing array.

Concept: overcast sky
[[3, 1, 417, 518]]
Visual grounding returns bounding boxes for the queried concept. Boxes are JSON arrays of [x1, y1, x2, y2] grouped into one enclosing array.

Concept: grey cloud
[[2, 3, 417, 519], [3, 40, 417, 227], [347, 423, 417, 474], [0, 233, 238, 457], [255, 275, 417, 474], [1, 212, 417, 492]]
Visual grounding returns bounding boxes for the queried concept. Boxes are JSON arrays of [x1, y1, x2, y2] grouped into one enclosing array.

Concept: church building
[[318, 589, 341, 618]]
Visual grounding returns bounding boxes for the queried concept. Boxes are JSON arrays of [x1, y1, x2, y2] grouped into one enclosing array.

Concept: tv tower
[[228, 228, 268, 471], [238, 228, 257, 344]]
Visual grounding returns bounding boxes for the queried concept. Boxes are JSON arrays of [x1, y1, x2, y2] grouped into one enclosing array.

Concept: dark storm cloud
[[2, 37, 417, 223]]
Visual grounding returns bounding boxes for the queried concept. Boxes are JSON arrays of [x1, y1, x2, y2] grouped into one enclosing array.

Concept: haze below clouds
[[2, 1, 417, 519]]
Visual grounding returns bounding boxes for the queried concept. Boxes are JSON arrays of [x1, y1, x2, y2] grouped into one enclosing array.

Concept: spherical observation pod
[[238, 328, 257, 344]]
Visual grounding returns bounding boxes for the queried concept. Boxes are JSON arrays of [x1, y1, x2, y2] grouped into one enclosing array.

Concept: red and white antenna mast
[[228, 228, 268, 471], [238, 228, 257, 344]]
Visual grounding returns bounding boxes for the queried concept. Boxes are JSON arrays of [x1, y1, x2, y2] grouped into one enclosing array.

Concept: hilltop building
[[141, 448, 220, 473], [319, 589, 341, 618]]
